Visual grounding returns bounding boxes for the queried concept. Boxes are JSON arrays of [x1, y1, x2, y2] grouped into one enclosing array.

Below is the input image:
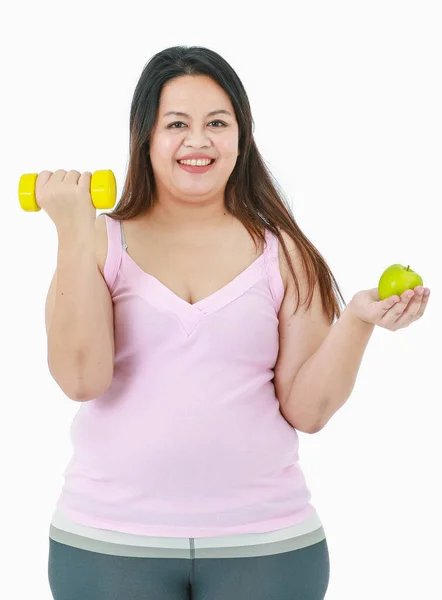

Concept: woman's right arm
[[45, 217, 115, 402]]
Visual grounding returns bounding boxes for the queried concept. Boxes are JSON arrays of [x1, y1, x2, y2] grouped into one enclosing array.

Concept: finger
[[416, 290, 430, 317], [397, 288, 429, 323], [381, 291, 413, 323], [64, 170, 82, 184], [52, 169, 68, 182], [380, 295, 401, 313], [394, 296, 421, 324], [78, 171, 92, 190]]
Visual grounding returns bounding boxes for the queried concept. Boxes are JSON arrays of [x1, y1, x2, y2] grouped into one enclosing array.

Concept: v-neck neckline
[[119, 228, 271, 332]]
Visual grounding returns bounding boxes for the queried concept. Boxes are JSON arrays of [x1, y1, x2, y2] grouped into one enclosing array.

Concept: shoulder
[[275, 229, 305, 300], [95, 213, 110, 277]]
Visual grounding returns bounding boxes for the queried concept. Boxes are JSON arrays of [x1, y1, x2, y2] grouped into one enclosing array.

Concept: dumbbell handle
[[18, 170, 117, 212]]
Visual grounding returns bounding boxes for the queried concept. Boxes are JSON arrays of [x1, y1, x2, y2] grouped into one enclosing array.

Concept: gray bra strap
[[120, 221, 128, 252]]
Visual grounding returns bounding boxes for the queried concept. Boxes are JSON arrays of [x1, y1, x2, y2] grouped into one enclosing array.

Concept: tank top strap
[[102, 214, 125, 294], [263, 227, 285, 311]]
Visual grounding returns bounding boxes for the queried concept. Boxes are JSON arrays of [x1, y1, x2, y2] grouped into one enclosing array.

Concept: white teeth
[[178, 159, 213, 166]]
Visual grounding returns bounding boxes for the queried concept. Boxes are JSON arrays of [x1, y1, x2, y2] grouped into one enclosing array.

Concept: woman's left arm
[[285, 286, 430, 433]]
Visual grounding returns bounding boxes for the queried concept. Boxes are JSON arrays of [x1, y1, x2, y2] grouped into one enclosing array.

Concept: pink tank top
[[55, 214, 316, 537]]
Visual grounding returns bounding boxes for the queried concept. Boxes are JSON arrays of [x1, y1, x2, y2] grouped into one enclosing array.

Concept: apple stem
[[407, 265, 410, 271]]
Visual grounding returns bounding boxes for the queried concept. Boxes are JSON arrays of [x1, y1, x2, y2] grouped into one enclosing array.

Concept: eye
[[168, 120, 226, 129]]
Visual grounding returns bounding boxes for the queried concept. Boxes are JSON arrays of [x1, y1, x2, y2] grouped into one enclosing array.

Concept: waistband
[[49, 509, 326, 559]]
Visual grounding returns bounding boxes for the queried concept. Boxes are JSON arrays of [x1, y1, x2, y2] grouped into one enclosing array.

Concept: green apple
[[378, 264, 423, 300]]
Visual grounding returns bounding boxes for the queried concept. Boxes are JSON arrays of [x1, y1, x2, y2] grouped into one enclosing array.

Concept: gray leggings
[[48, 535, 330, 599]]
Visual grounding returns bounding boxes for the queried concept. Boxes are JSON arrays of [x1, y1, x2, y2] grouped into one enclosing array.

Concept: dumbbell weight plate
[[18, 173, 39, 212], [91, 170, 117, 210]]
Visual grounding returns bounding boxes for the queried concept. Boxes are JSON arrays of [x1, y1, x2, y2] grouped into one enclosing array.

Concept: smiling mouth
[[176, 159, 216, 165], [175, 159, 217, 174]]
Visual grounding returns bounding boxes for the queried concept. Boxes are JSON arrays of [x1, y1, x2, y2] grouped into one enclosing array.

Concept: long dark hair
[[105, 46, 346, 324]]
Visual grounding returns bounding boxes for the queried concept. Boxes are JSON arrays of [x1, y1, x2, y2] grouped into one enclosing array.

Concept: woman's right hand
[[35, 170, 96, 233]]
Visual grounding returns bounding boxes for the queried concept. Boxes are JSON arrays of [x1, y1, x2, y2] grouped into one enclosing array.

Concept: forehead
[[159, 75, 233, 115]]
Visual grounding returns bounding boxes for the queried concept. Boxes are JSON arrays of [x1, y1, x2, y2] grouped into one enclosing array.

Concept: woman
[[45, 45, 429, 600]]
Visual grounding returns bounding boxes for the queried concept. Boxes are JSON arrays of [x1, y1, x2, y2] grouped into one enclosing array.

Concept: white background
[[2, 1, 441, 598]]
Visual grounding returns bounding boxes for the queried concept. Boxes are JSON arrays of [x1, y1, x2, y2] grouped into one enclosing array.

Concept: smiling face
[[149, 75, 240, 208]]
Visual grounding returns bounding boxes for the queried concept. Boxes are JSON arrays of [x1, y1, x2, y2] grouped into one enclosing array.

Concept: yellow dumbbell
[[18, 169, 117, 212]]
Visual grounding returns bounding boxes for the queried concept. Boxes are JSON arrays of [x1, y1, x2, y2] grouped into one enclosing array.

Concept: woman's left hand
[[348, 285, 430, 331]]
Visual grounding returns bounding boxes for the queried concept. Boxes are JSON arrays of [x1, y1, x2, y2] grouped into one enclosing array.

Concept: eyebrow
[[162, 109, 233, 119]]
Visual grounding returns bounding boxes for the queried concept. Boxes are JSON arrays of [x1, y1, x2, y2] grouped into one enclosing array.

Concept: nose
[[184, 127, 211, 148]]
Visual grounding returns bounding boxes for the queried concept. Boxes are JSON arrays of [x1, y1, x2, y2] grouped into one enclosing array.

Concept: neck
[[148, 196, 232, 232]]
